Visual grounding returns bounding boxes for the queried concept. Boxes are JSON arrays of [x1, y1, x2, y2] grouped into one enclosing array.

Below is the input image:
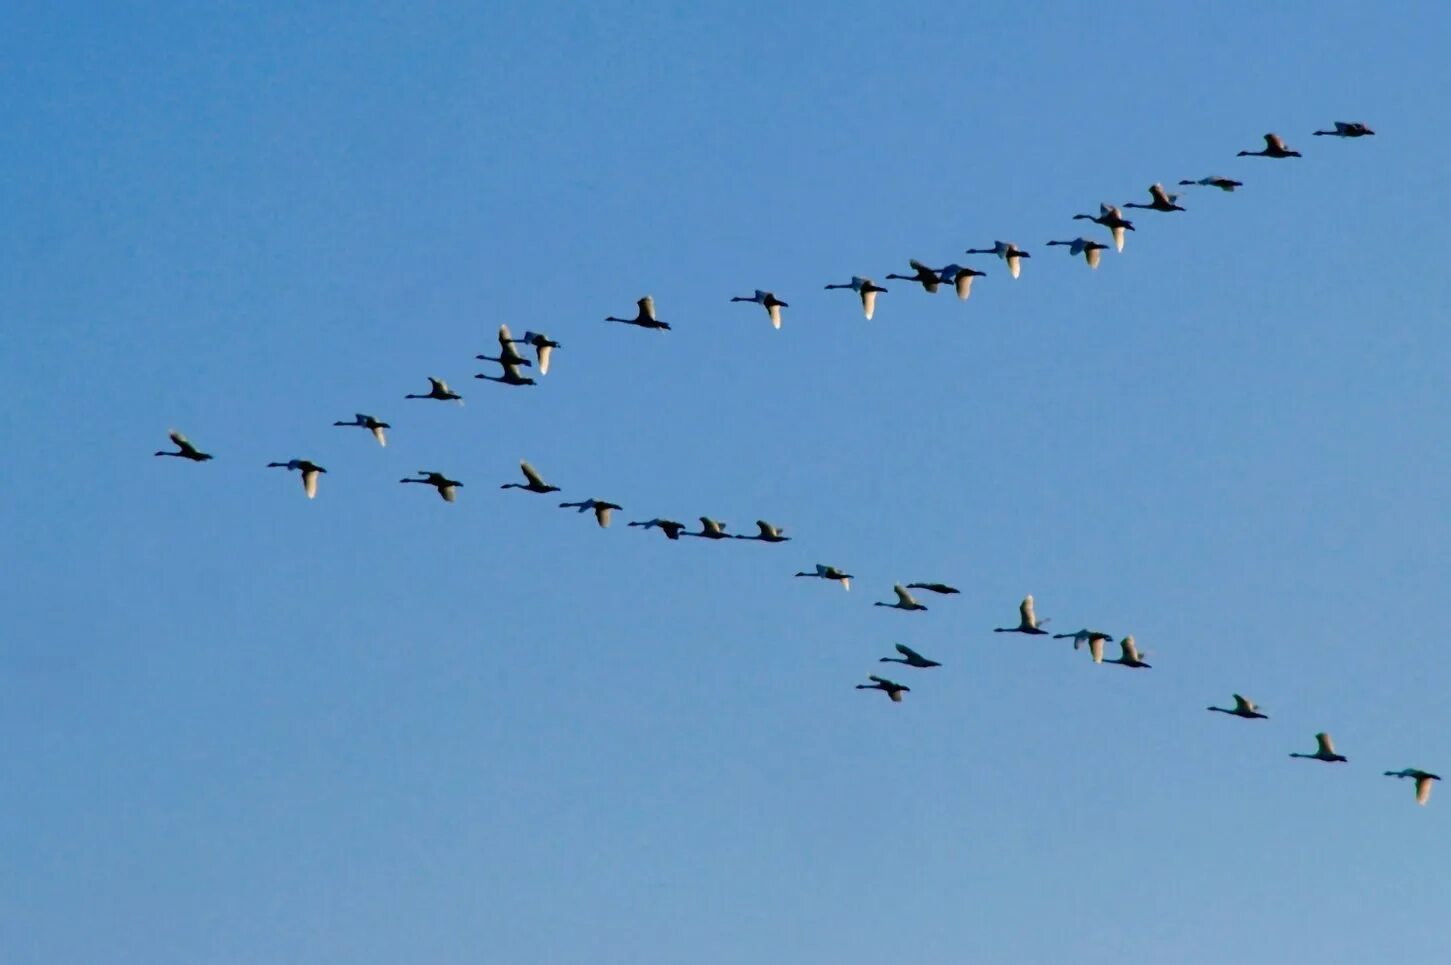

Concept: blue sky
[[3, 3, 1449, 962]]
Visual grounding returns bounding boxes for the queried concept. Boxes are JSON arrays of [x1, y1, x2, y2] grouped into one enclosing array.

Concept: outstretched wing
[[1316, 732, 1337, 756], [639, 295, 656, 320], [1416, 775, 1434, 805], [894, 584, 916, 607], [895, 642, 923, 661], [1020, 596, 1037, 628], [520, 461, 547, 487]]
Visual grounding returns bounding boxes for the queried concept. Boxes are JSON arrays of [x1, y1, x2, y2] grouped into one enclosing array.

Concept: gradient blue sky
[[4, 3, 1449, 963]]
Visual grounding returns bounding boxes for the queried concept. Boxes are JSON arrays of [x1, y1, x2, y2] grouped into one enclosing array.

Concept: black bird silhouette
[[879, 643, 941, 668], [155, 429, 213, 462]]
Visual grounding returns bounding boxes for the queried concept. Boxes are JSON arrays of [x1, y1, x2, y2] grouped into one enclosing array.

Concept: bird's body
[[267, 459, 327, 499], [735, 520, 790, 542], [1103, 634, 1151, 668], [333, 413, 390, 446], [1073, 204, 1135, 252], [875, 584, 927, 611], [1314, 121, 1374, 138], [794, 564, 852, 591], [1290, 732, 1347, 763], [885, 259, 944, 293], [905, 582, 959, 595], [405, 377, 463, 404], [155, 429, 213, 461], [1178, 175, 1243, 192], [856, 674, 910, 702], [1238, 133, 1301, 158], [500, 460, 560, 494], [731, 290, 788, 329], [1208, 694, 1268, 719], [1123, 183, 1185, 213], [1384, 768, 1440, 805], [994, 595, 1048, 635], [628, 518, 687, 540], [879, 642, 941, 668], [1046, 237, 1110, 268], [560, 498, 623, 528], [687, 517, 731, 539], [935, 264, 986, 300], [606, 295, 671, 330], [824, 276, 888, 319], [400, 471, 463, 502], [965, 241, 1030, 279]]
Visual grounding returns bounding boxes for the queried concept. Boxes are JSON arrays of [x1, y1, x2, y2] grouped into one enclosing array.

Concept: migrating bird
[[905, 582, 959, 595], [1290, 732, 1347, 763], [559, 498, 623, 528], [1238, 133, 1301, 158], [1123, 183, 1186, 213], [476, 324, 532, 369], [1178, 175, 1243, 192], [1314, 121, 1374, 138], [475, 360, 536, 387], [885, 259, 945, 293], [1102, 635, 1151, 668], [1384, 769, 1440, 805], [332, 413, 390, 447], [1072, 204, 1135, 253], [405, 377, 463, 404], [154, 429, 213, 462], [606, 295, 671, 330], [730, 290, 788, 329], [965, 241, 1030, 279], [935, 264, 986, 300], [500, 460, 560, 494], [874, 584, 928, 612], [400, 471, 463, 502], [686, 517, 731, 540], [735, 520, 790, 543], [794, 564, 853, 591], [1045, 237, 1110, 268], [628, 518, 687, 540], [1053, 628, 1113, 652], [267, 459, 327, 499], [1207, 694, 1268, 719], [994, 595, 1048, 635], [824, 276, 888, 320], [856, 675, 910, 702], [506, 331, 560, 374], [879, 642, 941, 668]]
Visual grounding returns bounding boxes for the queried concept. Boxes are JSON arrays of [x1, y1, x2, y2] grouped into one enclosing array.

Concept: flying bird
[[1045, 237, 1110, 268], [1178, 175, 1243, 192], [730, 290, 788, 329], [794, 564, 853, 591], [994, 595, 1048, 635], [1072, 204, 1135, 252], [267, 459, 327, 499], [965, 241, 1030, 279], [476, 324, 533, 369], [507, 331, 560, 374], [1053, 628, 1114, 652], [475, 360, 537, 387], [1238, 133, 1301, 158], [1384, 768, 1440, 805], [559, 498, 623, 528], [332, 413, 390, 447], [500, 460, 560, 494], [855, 675, 910, 702], [905, 582, 959, 595], [606, 295, 671, 330], [400, 471, 463, 502], [154, 429, 213, 462], [884, 259, 945, 293], [824, 276, 888, 319], [874, 584, 927, 612], [1123, 183, 1186, 213], [735, 520, 790, 543], [1207, 694, 1268, 719], [1314, 121, 1374, 138], [935, 264, 986, 300], [628, 518, 687, 540], [1102, 635, 1151, 668], [1290, 732, 1347, 763], [686, 517, 732, 540], [879, 643, 941, 668], [405, 377, 463, 404]]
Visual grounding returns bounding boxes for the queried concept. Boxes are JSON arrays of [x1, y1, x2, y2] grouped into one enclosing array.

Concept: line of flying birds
[[153, 119, 1437, 804]]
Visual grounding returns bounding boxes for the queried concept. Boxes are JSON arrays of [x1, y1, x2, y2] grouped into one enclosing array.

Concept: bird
[[1053, 628, 1113, 652], [730, 290, 788, 329], [475, 360, 537, 386], [266, 459, 327, 499], [476, 323, 533, 369], [1207, 694, 1268, 719], [824, 276, 888, 320], [884, 259, 945, 293], [1102, 634, 1151, 668], [1384, 769, 1440, 805], [154, 429, 213, 461], [1072, 204, 1135, 253], [332, 413, 390, 447], [606, 295, 671, 330], [965, 241, 1030, 279], [559, 498, 623, 528], [935, 264, 986, 300], [500, 460, 560, 494], [1238, 133, 1301, 158], [794, 564, 853, 591], [1123, 183, 1186, 213], [1314, 121, 1374, 138], [1178, 175, 1243, 192], [628, 518, 687, 540], [874, 584, 927, 611], [400, 471, 463, 502], [905, 582, 959, 595], [507, 331, 560, 374], [735, 520, 790, 543], [1045, 237, 1110, 268], [855, 675, 910, 702], [405, 377, 463, 404], [994, 595, 1048, 635], [686, 517, 731, 539], [879, 642, 941, 668], [1290, 732, 1347, 763]]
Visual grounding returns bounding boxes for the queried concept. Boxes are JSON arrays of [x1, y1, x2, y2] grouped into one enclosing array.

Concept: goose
[[476, 324, 532, 369], [1123, 183, 1186, 213], [874, 584, 927, 612], [1384, 769, 1441, 805], [1045, 237, 1110, 268], [1238, 133, 1300, 158], [559, 498, 623, 528], [794, 564, 852, 591], [332, 413, 390, 447], [993, 595, 1048, 635], [1102, 634, 1151, 668], [965, 241, 1030, 279], [905, 582, 959, 595], [267, 459, 327, 499], [730, 290, 788, 329], [605, 295, 671, 330], [507, 331, 559, 374], [475, 360, 537, 387], [686, 517, 731, 539], [1314, 121, 1374, 138], [154, 429, 213, 461], [735, 520, 790, 543], [855, 675, 910, 702], [1290, 732, 1347, 763], [628, 518, 686, 540], [935, 264, 986, 300], [405, 376, 463, 404], [1178, 175, 1243, 192], [1207, 694, 1268, 719], [500, 460, 560, 494], [879, 642, 941, 668], [824, 276, 888, 319], [1052, 628, 1113, 652], [400, 471, 462, 502], [1072, 204, 1135, 252], [884, 260, 945, 293]]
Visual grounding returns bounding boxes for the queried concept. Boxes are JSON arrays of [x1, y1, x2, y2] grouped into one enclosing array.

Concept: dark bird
[[1314, 121, 1374, 138], [266, 459, 327, 499], [405, 376, 464, 404], [1102, 635, 1151, 668], [333, 413, 390, 447], [686, 517, 732, 540], [935, 264, 986, 300], [560, 498, 623, 528], [885, 259, 946, 293], [1290, 732, 1347, 763], [1384, 768, 1440, 805], [735, 520, 790, 543], [476, 323, 533, 369], [1045, 237, 1110, 268], [1123, 183, 1186, 213], [1238, 133, 1301, 158], [1054, 629, 1114, 654], [400, 471, 463, 502], [475, 360, 536, 387], [906, 582, 959, 595], [628, 518, 687, 540], [994, 595, 1048, 635], [856, 674, 910, 702], [965, 241, 1030, 279], [1072, 204, 1135, 252], [730, 290, 788, 329], [875, 584, 928, 612], [879, 642, 941, 668], [155, 429, 213, 462], [1178, 175, 1243, 192], [500, 460, 560, 494], [606, 295, 671, 330], [1208, 694, 1268, 719], [824, 276, 888, 319], [795, 564, 853, 591], [507, 331, 560, 374]]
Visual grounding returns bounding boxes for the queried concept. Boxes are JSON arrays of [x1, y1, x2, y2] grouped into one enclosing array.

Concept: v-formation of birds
[[153, 120, 1434, 805]]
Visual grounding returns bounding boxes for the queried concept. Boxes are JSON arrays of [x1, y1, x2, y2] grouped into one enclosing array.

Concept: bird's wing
[[441, 484, 457, 503], [1090, 636, 1104, 663], [520, 461, 546, 487], [371, 425, 387, 446], [908, 258, 929, 273], [1121, 637, 1139, 661], [1007, 253, 1022, 278], [429, 377, 446, 392], [532, 343, 552, 374], [895, 642, 922, 660], [768, 302, 781, 329], [594, 504, 613, 527], [1085, 246, 1102, 269], [498, 323, 513, 346], [861, 288, 877, 319], [1233, 694, 1254, 713], [1316, 733, 1336, 756], [639, 295, 656, 319], [1150, 183, 1171, 205], [1417, 776, 1433, 805], [889, 689, 903, 702], [894, 585, 915, 606], [868, 675, 889, 686], [1020, 596, 1036, 628], [1266, 133, 1286, 150], [302, 469, 319, 499]]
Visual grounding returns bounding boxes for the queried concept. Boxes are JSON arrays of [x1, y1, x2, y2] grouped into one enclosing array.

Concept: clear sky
[[3, 3, 1449, 963]]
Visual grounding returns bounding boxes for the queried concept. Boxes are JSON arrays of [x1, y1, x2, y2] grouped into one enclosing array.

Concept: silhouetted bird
[[333, 413, 390, 447], [794, 564, 853, 591], [824, 276, 888, 319], [1045, 237, 1110, 268], [730, 290, 788, 329], [500, 460, 560, 494], [905, 582, 959, 595], [874, 584, 927, 612], [855, 675, 910, 702], [155, 429, 213, 461], [686, 517, 731, 539], [1384, 768, 1440, 805], [1123, 183, 1186, 212], [1290, 732, 1347, 763], [994, 595, 1048, 635], [606, 295, 671, 330], [1072, 204, 1134, 252], [1238, 133, 1300, 158], [1208, 694, 1268, 719], [560, 498, 623, 528], [965, 241, 1030, 278], [405, 377, 463, 404], [400, 471, 463, 502], [628, 518, 687, 540], [1314, 121, 1374, 138], [879, 643, 941, 668], [1178, 175, 1243, 192], [735, 520, 790, 543], [885, 259, 945, 293], [1102, 634, 1151, 668], [267, 459, 327, 499]]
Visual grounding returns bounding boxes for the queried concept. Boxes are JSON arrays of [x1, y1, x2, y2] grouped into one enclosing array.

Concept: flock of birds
[[152, 118, 1441, 806]]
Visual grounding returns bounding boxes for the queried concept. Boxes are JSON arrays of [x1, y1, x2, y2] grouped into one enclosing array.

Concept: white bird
[[994, 595, 1048, 635], [1045, 237, 1110, 268], [1207, 694, 1268, 719], [730, 290, 788, 329], [507, 331, 560, 375], [400, 471, 463, 502], [824, 276, 888, 320], [965, 241, 1030, 279], [333, 413, 390, 447], [935, 264, 986, 300], [1384, 768, 1440, 805], [1102, 634, 1151, 668], [874, 584, 927, 612], [1290, 732, 1347, 763], [559, 498, 623, 527], [1072, 204, 1135, 253], [267, 458, 327, 499], [794, 564, 853, 591], [885, 259, 946, 293]]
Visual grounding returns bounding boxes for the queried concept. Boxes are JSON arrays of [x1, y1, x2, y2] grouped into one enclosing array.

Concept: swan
[[560, 498, 623, 528], [1072, 204, 1135, 252], [1178, 175, 1243, 192], [333, 413, 390, 446], [500, 460, 560, 494], [686, 517, 731, 539], [1290, 732, 1347, 763], [476, 324, 532, 369], [507, 331, 560, 374], [154, 429, 213, 461], [405, 377, 463, 404], [935, 264, 986, 300], [1238, 133, 1300, 158], [400, 471, 463, 502], [874, 584, 927, 611], [267, 459, 327, 499], [628, 518, 686, 540], [855, 675, 910, 702], [905, 582, 959, 595], [1123, 183, 1185, 213], [735, 520, 790, 542], [879, 643, 941, 668], [1102, 634, 1151, 668], [1052, 629, 1113, 652], [965, 241, 1030, 279], [1314, 121, 1374, 138], [730, 290, 788, 329], [794, 564, 852, 591], [884, 260, 945, 293], [475, 360, 536, 386], [605, 295, 671, 330], [1045, 237, 1110, 268], [1207, 694, 1268, 719], [994, 595, 1048, 635], [824, 276, 888, 319], [1384, 769, 1440, 805]]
